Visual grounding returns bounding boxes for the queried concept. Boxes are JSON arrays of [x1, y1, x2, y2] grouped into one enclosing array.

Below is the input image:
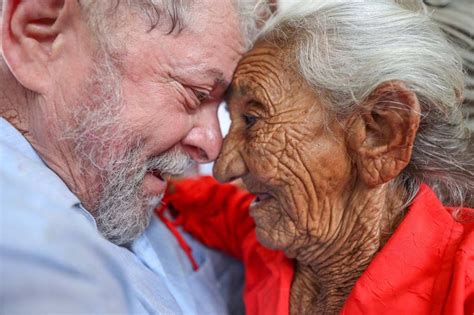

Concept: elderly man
[[0, 0, 262, 313]]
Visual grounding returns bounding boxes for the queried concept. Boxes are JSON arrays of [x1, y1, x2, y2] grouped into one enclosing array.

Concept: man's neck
[[289, 184, 406, 315], [0, 68, 94, 210]]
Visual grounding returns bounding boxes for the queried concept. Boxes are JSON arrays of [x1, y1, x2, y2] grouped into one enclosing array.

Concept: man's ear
[[347, 80, 421, 187], [1, 0, 74, 94]]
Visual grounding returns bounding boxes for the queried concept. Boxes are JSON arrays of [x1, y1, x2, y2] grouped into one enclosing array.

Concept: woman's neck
[[289, 184, 406, 314]]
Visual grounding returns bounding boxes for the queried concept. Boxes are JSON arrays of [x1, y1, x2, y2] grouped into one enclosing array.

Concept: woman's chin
[[254, 226, 281, 250], [250, 196, 295, 251], [253, 219, 292, 252]]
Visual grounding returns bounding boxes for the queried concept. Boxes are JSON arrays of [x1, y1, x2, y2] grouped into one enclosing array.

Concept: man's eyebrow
[[206, 69, 229, 88]]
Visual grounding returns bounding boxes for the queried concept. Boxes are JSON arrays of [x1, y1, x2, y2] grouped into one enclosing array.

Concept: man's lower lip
[[151, 170, 164, 181], [143, 172, 167, 195]]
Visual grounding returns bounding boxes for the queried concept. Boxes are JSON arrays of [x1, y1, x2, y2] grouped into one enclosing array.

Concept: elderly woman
[[159, 0, 474, 314]]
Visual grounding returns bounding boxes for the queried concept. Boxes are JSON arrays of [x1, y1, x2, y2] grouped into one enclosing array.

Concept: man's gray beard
[[95, 146, 191, 246], [65, 57, 192, 246]]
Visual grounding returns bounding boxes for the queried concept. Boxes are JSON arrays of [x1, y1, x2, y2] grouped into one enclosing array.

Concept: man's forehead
[[160, 31, 243, 86], [169, 63, 230, 92]]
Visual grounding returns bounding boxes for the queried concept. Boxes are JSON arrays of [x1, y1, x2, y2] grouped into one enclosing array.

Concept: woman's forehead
[[228, 44, 293, 101]]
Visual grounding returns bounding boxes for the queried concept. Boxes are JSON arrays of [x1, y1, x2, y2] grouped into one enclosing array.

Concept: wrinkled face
[[214, 44, 355, 255], [58, 1, 245, 244], [99, 1, 243, 186]]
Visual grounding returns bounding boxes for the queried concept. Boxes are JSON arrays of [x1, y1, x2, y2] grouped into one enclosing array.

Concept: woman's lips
[[251, 193, 272, 207]]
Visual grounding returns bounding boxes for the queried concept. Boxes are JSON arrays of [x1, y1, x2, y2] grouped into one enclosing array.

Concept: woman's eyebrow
[[224, 84, 249, 103]]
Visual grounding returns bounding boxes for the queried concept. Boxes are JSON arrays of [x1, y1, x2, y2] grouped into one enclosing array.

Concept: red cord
[[156, 203, 199, 271]]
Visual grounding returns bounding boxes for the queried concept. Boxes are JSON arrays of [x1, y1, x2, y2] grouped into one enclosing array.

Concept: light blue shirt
[[0, 118, 244, 314]]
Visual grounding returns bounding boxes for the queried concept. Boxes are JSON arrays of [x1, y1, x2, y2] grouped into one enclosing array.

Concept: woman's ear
[[347, 80, 421, 187]]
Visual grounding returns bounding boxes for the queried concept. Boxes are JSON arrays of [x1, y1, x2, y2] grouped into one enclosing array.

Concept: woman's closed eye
[[243, 113, 258, 128]]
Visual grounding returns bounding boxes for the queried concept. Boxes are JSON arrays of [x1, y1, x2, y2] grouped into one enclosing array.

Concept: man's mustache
[[145, 147, 193, 178]]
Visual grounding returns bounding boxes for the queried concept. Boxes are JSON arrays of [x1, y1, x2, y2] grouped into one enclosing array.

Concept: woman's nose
[[182, 105, 223, 163], [213, 134, 247, 183]]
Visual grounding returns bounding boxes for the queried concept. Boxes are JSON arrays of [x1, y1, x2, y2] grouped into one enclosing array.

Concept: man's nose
[[213, 134, 247, 183], [182, 105, 223, 163]]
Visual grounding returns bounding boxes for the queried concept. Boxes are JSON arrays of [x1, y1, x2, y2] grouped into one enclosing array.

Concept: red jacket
[[160, 176, 474, 315]]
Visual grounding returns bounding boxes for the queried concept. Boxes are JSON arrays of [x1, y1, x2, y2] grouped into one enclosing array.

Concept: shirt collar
[[342, 184, 467, 313], [0, 117, 42, 163]]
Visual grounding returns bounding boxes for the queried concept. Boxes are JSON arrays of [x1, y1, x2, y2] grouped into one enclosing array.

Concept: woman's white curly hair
[[259, 0, 473, 208]]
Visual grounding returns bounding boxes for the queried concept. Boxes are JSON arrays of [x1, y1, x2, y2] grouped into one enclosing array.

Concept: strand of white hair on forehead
[[393, 0, 426, 12], [234, 0, 277, 48]]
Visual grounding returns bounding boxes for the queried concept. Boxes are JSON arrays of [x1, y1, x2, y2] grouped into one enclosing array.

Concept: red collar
[[341, 184, 474, 314]]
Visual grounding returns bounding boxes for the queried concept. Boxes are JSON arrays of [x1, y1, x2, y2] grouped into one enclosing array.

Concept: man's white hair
[[76, 0, 270, 49], [259, 0, 473, 207]]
